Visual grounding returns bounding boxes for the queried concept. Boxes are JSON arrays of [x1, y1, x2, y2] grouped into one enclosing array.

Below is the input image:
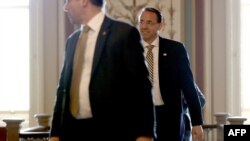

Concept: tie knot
[[83, 25, 90, 33], [146, 45, 154, 50]]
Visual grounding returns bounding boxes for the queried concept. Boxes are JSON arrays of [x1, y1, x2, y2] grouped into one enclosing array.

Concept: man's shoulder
[[67, 28, 81, 40], [159, 36, 183, 46], [159, 37, 186, 52]]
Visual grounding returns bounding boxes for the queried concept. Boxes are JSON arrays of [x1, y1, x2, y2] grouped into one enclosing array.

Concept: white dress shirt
[[77, 12, 105, 119], [142, 37, 164, 106]]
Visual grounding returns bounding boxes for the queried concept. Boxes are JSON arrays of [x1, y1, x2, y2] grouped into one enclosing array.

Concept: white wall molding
[[225, 0, 241, 116], [29, 0, 45, 126], [204, 0, 241, 125], [29, 0, 66, 126], [204, 0, 213, 124]]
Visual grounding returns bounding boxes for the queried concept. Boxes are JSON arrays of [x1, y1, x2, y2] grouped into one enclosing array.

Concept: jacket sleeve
[[195, 83, 206, 108], [177, 43, 204, 126]]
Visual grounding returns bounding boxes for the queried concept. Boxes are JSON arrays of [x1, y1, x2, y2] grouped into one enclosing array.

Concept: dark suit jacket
[[50, 16, 155, 140], [157, 37, 203, 140]]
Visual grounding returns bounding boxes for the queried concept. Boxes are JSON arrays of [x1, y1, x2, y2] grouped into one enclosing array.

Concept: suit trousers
[[61, 116, 96, 141], [155, 105, 184, 141], [60, 114, 131, 141]]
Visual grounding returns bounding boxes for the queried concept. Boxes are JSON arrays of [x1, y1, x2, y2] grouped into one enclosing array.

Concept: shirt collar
[[80, 12, 105, 32], [142, 36, 159, 48]]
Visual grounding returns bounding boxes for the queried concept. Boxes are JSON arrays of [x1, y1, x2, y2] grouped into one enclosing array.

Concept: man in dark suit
[[49, 1, 155, 141], [138, 7, 204, 141]]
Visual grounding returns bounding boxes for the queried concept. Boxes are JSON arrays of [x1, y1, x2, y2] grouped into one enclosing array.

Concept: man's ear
[[158, 22, 164, 31], [81, 0, 88, 7]]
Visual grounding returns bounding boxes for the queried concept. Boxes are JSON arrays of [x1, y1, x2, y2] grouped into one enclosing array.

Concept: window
[[241, 0, 250, 124], [0, 0, 29, 126]]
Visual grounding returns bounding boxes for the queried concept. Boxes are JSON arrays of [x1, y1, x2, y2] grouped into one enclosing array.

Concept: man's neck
[[82, 6, 102, 24], [145, 36, 158, 45]]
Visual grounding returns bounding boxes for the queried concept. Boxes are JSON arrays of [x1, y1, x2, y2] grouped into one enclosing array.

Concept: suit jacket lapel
[[158, 37, 169, 98], [91, 16, 111, 78], [69, 31, 81, 67], [158, 37, 166, 70], [158, 37, 169, 65]]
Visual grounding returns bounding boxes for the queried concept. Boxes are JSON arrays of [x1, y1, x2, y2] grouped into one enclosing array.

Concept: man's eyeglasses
[[139, 20, 159, 26]]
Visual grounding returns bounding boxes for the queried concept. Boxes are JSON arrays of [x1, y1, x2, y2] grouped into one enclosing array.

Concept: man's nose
[[140, 23, 148, 29], [140, 24, 148, 29], [63, 3, 69, 12]]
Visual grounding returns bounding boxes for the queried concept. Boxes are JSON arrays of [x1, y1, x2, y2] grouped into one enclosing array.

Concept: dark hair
[[90, 0, 103, 7], [142, 7, 162, 23]]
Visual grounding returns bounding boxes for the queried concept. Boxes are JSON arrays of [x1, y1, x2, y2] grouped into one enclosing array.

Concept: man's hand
[[136, 136, 153, 141], [49, 137, 59, 141], [192, 125, 204, 141]]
